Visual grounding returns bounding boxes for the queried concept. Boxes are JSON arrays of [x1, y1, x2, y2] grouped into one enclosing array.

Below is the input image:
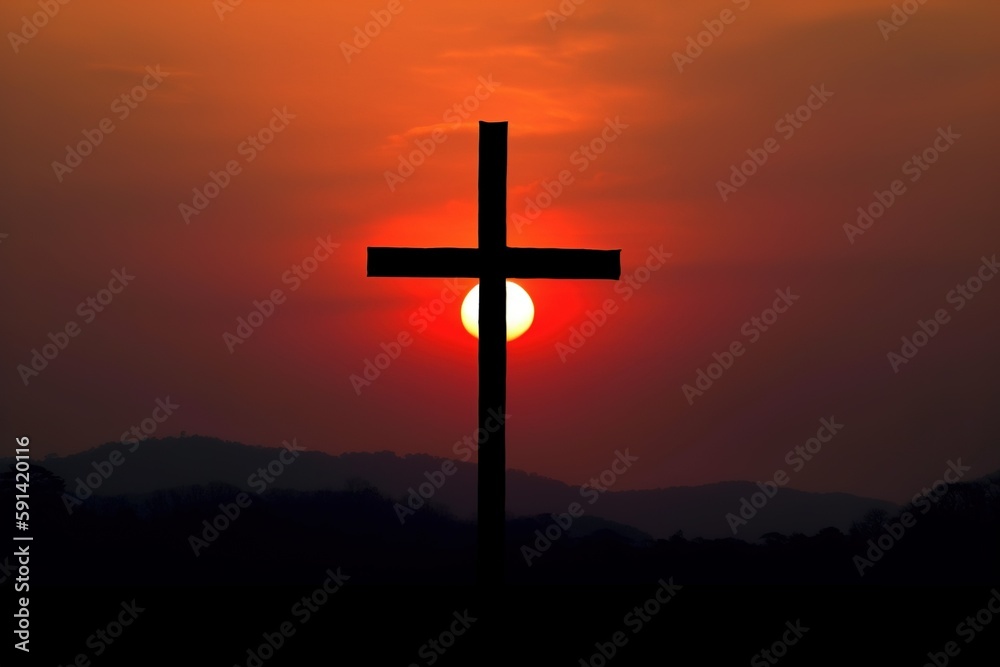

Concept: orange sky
[[2, 0, 999, 502]]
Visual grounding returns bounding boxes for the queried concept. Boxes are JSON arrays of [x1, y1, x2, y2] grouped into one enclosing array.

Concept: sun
[[461, 281, 535, 341]]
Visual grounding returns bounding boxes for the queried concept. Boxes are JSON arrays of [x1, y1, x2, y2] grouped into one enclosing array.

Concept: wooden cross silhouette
[[367, 121, 621, 585]]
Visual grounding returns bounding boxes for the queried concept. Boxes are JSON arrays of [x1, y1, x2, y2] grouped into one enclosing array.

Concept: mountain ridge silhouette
[[14, 434, 904, 542]]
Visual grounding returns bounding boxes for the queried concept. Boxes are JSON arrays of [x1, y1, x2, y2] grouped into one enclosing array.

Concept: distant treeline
[[2, 466, 997, 585]]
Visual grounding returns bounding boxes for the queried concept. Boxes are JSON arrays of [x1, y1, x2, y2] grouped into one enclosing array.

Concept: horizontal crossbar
[[367, 247, 621, 280]]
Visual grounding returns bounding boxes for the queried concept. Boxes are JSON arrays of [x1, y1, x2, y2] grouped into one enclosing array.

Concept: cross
[[367, 121, 621, 586]]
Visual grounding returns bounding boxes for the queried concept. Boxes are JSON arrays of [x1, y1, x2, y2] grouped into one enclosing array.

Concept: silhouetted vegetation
[[4, 464, 997, 585]]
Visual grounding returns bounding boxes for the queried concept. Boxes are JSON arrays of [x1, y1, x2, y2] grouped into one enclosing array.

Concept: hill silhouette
[[2, 436, 998, 585], [26, 435, 897, 541]]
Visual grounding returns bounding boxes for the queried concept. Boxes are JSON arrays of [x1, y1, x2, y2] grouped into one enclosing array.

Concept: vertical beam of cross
[[477, 123, 507, 587]]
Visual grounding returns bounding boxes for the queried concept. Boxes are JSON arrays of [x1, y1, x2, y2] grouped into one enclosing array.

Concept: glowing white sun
[[460, 281, 535, 341]]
